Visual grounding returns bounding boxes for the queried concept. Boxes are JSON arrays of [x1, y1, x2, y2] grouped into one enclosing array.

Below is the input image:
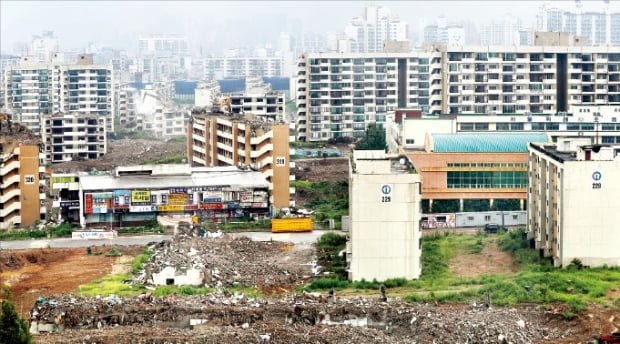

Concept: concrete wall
[[349, 167, 422, 281], [152, 266, 204, 286], [402, 118, 455, 149], [560, 160, 620, 267]]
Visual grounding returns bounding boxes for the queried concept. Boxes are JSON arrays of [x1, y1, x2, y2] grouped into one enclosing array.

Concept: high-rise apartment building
[[40, 112, 107, 163], [29, 31, 59, 63], [202, 56, 284, 80], [3, 54, 114, 139], [295, 45, 620, 141], [538, 1, 620, 46], [138, 35, 189, 57], [344, 3, 408, 53]]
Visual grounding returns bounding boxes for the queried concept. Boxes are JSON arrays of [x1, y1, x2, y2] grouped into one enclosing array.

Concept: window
[[484, 215, 491, 221]]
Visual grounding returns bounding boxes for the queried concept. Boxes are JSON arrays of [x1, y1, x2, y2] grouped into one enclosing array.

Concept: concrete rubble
[[31, 292, 574, 343], [133, 232, 310, 289]]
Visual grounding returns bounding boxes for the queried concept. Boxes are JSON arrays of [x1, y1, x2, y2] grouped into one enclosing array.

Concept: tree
[[0, 286, 32, 344], [355, 123, 386, 151]]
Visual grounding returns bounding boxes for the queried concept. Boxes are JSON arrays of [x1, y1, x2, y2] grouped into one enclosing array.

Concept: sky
[[2, 0, 619, 54]]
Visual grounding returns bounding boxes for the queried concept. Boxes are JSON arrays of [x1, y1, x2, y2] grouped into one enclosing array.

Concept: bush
[[51, 223, 73, 237], [316, 232, 347, 279], [0, 287, 33, 344]]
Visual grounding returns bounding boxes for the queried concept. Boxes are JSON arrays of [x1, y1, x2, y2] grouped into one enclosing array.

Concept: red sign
[[200, 202, 223, 210], [85, 194, 93, 214], [184, 204, 198, 211]]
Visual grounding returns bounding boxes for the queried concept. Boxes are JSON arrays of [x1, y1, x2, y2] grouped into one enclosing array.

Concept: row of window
[[447, 171, 528, 189], [447, 162, 528, 168]]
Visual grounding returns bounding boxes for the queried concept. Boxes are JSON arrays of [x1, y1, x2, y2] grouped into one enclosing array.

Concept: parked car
[[484, 223, 501, 233]]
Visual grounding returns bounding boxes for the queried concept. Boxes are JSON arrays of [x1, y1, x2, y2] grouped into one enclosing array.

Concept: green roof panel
[[432, 132, 549, 153]]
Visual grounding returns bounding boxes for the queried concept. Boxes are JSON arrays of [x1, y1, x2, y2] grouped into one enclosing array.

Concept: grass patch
[[78, 274, 146, 297], [306, 230, 620, 312], [152, 285, 213, 297], [132, 247, 153, 274]]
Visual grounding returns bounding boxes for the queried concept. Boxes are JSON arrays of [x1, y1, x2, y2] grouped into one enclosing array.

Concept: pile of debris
[[31, 292, 574, 343], [133, 234, 311, 289]]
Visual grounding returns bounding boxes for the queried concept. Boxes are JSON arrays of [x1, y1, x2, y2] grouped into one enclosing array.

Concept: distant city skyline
[[3, 0, 620, 55]]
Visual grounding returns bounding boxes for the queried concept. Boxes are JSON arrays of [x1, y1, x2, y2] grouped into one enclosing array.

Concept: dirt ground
[[450, 237, 520, 277], [0, 246, 141, 318]]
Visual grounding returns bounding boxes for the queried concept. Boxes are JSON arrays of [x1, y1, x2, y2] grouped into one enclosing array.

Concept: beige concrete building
[[0, 136, 46, 229], [527, 140, 620, 267], [188, 111, 293, 209], [348, 150, 422, 281]]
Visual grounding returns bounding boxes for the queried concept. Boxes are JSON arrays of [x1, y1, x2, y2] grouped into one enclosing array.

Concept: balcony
[[1, 174, 20, 188], [0, 188, 20, 203], [0, 159, 20, 175], [0, 201, 21, 217]]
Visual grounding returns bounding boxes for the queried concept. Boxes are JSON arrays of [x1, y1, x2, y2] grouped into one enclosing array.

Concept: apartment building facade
[[296, 45, 620, 141], [348, 150, 422, 281], [202, 56, 284, 80], [0, 138, 46, 230], [188, 111, 292, 209], [40, 112, 106, 163], [527, 140, 620, 267], [4, 54, 114, 138]]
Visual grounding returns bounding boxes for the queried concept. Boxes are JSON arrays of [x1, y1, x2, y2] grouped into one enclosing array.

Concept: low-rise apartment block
[[527, 140, 620, 267], [0, 131, 46, 230], [348, 150, 422, 281], [188, 110, 293, 209], [40, 112, 106, 163]]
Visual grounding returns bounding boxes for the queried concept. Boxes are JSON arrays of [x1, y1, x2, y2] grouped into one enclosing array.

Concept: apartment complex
[[0, 136, 46, 230], [116, 87, 138, 127], [347, 150, 422, 281], [202, 56, 284, 80], [188, 111, 293, 209], [527, 140, 620, 267], [40, 112, 106, 163], [3, 54, 114, 139], [538, 2, 620, 46], [295, 45, 620, 141]]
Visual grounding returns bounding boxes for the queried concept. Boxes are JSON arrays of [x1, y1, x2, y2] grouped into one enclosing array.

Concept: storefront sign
[[130, 205, 156, 212], [168, 193, 188, 205], [131, 190, 151, 203], [60, 201, 80, 208], [84, 194, 93, 214], [200, 202, 223, 210], [184, 204, 198, 211], [158, 205, 184, 212]]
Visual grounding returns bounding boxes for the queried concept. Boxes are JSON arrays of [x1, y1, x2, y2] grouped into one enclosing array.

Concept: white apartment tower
[[344, 3, 409, 53], [295, 45, 620, 142], [3, 54, 114, 139], [538, 1, 620, 46]]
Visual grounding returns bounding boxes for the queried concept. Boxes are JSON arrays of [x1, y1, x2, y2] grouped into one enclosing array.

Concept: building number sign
[[592, 171, 602, 190], [380, 184, 392, 203]]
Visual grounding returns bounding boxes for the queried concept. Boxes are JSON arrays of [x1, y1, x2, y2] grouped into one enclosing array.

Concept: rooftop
[[432, 132, 549, 153]]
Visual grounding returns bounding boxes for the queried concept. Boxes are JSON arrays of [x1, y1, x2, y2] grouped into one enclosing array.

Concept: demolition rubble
[[132, 228, 312, 289], [31, 292, 573, 344]]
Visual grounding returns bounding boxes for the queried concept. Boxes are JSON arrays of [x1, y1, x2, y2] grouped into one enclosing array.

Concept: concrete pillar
[[459, 199, 464, 212], [429, 199, 433, 212], [520, 199, 524, 210], [490, 198, 494, 208]]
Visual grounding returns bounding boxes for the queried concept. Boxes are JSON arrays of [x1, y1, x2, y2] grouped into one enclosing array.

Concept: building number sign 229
[[381, 184, 392, 203]]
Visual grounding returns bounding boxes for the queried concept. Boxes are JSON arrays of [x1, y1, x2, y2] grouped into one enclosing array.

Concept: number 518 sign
[[380, 184, 392, 203]]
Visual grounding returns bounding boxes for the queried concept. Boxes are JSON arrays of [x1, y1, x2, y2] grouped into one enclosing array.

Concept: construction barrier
[[271, 218, 313, 233]]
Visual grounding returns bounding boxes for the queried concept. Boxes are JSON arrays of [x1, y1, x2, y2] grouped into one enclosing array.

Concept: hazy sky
[[2, 0, 619, 54]]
